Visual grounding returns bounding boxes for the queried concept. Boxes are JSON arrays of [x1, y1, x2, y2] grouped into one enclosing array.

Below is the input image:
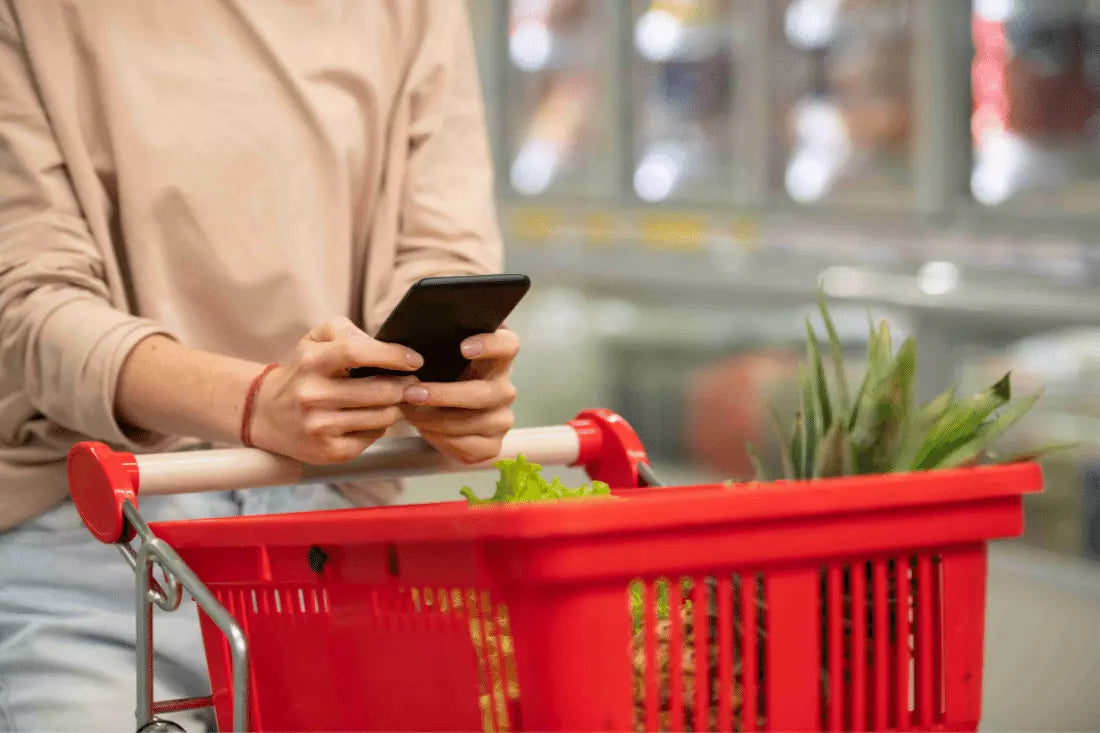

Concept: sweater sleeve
[[0, 6, 175, 450], [366, 2, 504, 328]]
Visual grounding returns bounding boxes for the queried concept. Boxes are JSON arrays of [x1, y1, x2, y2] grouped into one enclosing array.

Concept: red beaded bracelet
[[240, 363, 278, 448]]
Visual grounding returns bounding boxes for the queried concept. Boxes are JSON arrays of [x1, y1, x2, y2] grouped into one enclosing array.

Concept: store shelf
[[500, 199, 1100, 336]]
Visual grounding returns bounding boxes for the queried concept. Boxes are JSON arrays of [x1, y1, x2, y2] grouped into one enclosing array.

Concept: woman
[[0, 2, 516, 730]]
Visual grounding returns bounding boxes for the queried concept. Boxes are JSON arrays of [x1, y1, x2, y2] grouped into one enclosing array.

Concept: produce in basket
[[459, 293, 1072, 732], [459, 454, 611, 503], [746, 293, 1073, 482]]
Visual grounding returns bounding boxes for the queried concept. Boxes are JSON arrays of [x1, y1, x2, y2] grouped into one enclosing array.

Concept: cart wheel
[[137, 719, 187, 733]]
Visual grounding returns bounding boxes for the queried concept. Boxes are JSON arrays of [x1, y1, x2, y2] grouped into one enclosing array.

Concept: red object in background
[[973, 12, 1100, 144], [683, 350, 800, 479], [972, 15, 1011, 146]]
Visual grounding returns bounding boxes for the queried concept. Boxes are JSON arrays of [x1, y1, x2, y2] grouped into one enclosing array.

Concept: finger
[[402, 378, 516, 410], [420, 433, 503, 465], [311, 433, 384, 464], [460, 329, 520, 362], [402, 406, 514, 437], [462, 330, 520, 380], [299, 376, 417, 410], [305, 406, 404, 437], [301, 337, 423, 377], [307, 316, 359, 343]]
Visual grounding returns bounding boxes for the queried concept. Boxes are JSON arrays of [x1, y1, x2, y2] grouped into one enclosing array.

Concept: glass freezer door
[[503, 0, 619, 199], [772, 0, 917, 208], [629, 0, 751, 204], [971, 0, 1100, 214]]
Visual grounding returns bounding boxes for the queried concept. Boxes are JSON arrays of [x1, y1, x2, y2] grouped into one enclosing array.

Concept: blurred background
[[407, 1, 1100, 728]]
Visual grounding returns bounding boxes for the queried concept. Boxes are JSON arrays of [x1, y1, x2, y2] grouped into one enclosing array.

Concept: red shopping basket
[[68, 409, 1042, 733]]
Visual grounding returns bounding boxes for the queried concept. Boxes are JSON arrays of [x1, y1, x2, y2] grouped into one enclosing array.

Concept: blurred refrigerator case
[[971, 0, 1100, 212], [629, 0, 750, 203], [503, 0, 619, 198], [772, 0, 916, 207]]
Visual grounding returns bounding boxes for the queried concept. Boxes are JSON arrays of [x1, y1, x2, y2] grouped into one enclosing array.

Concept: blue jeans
[[0, 484, 354, 732]]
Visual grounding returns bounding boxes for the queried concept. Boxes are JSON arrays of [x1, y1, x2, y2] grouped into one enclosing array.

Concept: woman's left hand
[[401, 329, 519, 464]]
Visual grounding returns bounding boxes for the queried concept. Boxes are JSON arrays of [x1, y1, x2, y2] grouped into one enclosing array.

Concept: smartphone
[[348, 274, 531, 383]]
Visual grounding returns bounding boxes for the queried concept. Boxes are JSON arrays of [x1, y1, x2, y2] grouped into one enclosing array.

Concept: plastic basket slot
[[819, 554, 944, 732], [668, 578, 684, 729], [465, 588, 501, 733], [226, 586, 327, 620], [740, 573, 765, 732], [629, 573, 767, 733], [927, 555, 946, 725], [691, 578, 709, 732], [399, 584, 515, 733], [485, 612, 508, 731], [872, 558, 889, 730], [895, 556, 913, 732]]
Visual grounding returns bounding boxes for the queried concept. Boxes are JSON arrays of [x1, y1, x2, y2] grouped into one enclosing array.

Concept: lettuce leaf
[[460, 454, 611, 504]]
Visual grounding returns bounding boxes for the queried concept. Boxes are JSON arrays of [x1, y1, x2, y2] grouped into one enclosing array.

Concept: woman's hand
[[249, 317, 423, 464], [400, 329, 520, 465]]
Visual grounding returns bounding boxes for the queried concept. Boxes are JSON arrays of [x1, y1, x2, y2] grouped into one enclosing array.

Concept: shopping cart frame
[[66, 409, 649, 733]]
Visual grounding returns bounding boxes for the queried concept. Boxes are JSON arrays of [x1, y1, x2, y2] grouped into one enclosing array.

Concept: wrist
[[116, 335, 267, 445], [240, 363, 280, 449]]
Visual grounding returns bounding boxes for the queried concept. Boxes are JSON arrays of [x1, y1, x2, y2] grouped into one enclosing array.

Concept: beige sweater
[[0, 0, 502, 530]]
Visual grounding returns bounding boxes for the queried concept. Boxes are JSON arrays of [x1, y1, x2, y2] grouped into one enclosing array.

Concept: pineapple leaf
[[768, 406, 796, 480], [746, 442, 770, 482], [800, 366, 820, 478], [814, 420, 853, 478], [892, 386, 957, 472], [918, 386, 958, 426], [869, 320, 893, 380], [790, 411, 805, 481], [991, 441, 1080, 464], [817, 291, 850, 416], [913, 373, 1012, 470], [929, 391, 1042, 470], [849, 319, 892, 433], [850, 337, 917, 474], [806, 318, 833, 432], [848, 366, 871, 432]]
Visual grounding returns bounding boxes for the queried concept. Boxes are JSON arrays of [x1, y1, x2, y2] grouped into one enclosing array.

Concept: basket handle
[[67, 408, 648, 543]]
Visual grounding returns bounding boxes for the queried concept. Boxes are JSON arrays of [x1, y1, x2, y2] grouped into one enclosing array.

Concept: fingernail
[[461, 339, 484, 358], [406, 350, 424, 368], [404, 385, 429, 404]]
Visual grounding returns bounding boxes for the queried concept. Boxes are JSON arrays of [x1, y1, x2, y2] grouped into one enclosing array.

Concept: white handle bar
[[135, 425, 580, 497]]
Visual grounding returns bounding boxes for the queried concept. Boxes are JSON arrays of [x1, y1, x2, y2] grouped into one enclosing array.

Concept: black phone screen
[[348, 274, 530, 383]]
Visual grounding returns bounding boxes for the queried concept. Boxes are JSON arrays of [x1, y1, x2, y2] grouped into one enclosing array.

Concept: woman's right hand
[[248, 317, 423, 464]]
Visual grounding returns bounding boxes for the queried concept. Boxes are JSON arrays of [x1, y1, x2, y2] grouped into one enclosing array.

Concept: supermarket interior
[[399, 1, 1100, 729]]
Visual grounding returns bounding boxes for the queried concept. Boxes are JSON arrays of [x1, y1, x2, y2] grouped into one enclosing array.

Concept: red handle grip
[[67, 441, 141, 544], [569, 408, 648, 489]]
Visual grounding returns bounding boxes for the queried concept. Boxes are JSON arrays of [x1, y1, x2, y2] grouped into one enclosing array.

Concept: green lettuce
[[460, 455, 611, 504]]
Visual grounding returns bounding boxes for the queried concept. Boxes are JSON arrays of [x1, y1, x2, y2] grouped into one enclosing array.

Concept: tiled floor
[[982, 542, 1100, 730]]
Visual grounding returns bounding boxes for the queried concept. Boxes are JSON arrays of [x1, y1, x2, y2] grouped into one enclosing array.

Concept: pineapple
[[745, 292, 1073, 481]]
